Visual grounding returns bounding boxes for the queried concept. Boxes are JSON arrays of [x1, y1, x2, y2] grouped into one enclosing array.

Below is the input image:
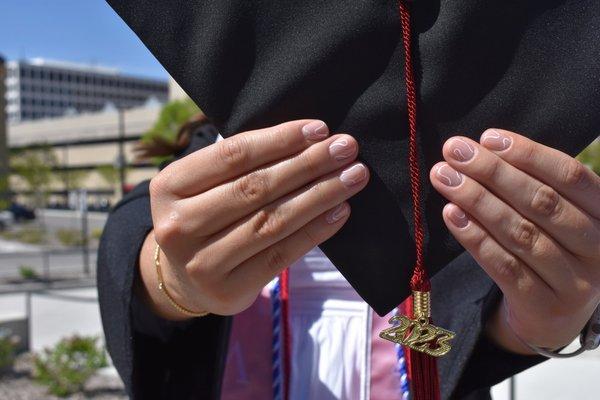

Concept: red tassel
[[398, 1, 442, 399], [280, 268, 292, 400], [402, 298, 441, 400]]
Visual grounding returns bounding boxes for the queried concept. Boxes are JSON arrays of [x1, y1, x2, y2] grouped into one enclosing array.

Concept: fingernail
[[326, 203, 349, 224], [329, 137, 356, 161], [481, 129, 512, 151], [447, 205, 469, 228], [340, 164, 367, 187], [435, 164, 463, 187], [302, 120, 329, 140], [448, 138, 475, 162]]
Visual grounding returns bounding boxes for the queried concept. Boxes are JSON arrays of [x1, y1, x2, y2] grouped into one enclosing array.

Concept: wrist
[[137, 231, 205, 321]]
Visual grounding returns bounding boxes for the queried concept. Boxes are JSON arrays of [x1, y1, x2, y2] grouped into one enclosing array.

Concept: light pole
[[117, 107, 126, 198], [0, 55, 8, 208]]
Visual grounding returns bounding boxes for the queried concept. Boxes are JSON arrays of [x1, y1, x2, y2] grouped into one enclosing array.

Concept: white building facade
[[5, 59, 168, 124]]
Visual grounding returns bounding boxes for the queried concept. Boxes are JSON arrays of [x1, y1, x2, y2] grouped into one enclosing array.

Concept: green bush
[[56, 229, 83, 247], [19, 265, 39, 280], [90, 228, 103, 241], [0, 228, 46, 244], [33, 335, 108, 397], [0, 328, 19, 373]]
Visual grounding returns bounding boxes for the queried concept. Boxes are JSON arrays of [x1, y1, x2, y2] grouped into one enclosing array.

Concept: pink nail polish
[[302, 121, 329, 140], [340, 164, 367, 187], [447, 205, 469, 228], [326, 203, 349, 224], [435, 164, 463, 187], [329, 138, 356, 161], [481, 129, 512, 151], [448, 138, 475, 162]]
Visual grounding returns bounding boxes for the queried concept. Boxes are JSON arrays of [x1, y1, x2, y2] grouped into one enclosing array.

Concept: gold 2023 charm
[[379, 291, 456, 357]]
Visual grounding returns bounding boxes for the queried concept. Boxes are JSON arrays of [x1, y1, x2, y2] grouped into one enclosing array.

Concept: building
[[8, 103, 162, 208], [5, 59, 168, 124]]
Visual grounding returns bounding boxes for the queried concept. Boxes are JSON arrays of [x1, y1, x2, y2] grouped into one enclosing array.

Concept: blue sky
[[0, 0, 167, 79]]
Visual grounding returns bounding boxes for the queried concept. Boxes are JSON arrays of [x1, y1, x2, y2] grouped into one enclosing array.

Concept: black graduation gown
[[105, 0, 600, 315]]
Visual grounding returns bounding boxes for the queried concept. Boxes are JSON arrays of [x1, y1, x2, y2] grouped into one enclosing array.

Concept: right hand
[[138, 120, 369, 319]]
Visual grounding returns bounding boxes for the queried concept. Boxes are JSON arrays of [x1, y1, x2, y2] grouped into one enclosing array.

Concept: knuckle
[[481, 157, 502, 181], [253, 208, 285, 240], [234, 171, 270, 204], [511, 218, 540, 251], [493, 255, 523, 281], [562, 159, 590, 189], [265, 245, 288, 273], [218, 137, 249, 169], [530, 185, 561, 217], [468, 186, 488, 210], [269, 126, 291, 151], [149, 174, 169, 198], [309, 180, 327, 204], [153, 218, 183, 247], [298, 150, 322, 178]]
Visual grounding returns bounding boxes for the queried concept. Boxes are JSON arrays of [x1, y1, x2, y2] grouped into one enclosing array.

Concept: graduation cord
[[270, 269, 291, 400], [270, 275, 284, 400]]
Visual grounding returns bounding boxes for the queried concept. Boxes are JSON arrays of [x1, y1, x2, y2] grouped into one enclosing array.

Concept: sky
[[0, 0, 167, 79]]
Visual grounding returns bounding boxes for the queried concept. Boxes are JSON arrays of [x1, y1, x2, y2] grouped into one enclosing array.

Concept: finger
[[176, 134, 358, 236], [154, 119, 330, 198], [199, 162, 369, 273], [431, 162, 577, 290], [441, 203, 554, 312], [480, 129, 600, 219], [225, 202, 352, 308], [442, 136, 600, 258]]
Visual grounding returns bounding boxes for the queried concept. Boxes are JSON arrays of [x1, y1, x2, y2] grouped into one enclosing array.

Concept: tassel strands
[[379, 2, 456, 400]]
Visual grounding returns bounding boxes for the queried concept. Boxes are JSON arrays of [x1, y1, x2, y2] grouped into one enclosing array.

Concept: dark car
[[8, 203, 36, 221]]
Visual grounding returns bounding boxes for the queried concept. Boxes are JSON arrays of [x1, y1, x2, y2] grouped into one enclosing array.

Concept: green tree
[[54, 169, 90, 191], [10, 145, 57, 209], [577, 139, 600, 176], [95, 164, 119, 187], [143, 98, 200, 144], [140, 98, 200, 165]]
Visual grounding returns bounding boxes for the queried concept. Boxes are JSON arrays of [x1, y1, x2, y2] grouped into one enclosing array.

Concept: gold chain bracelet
[[154, 243, 209, 318]]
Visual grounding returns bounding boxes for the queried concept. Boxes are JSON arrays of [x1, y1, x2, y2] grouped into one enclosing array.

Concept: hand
[[430, 129, 600, 354], [138, 120, 369, 319]]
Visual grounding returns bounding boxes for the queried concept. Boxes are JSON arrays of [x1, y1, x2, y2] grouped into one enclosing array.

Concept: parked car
[[8, 203, 36, 222]]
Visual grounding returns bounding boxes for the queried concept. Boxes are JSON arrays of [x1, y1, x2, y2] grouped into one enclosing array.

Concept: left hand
[[430, 128, 600, 354]]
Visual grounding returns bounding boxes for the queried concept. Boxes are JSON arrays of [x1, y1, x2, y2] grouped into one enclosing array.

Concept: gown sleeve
[[432, 251, 547, 399], [97, 181, 231, 400]]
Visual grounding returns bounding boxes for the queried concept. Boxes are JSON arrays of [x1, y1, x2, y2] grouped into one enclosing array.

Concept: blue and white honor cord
[[270, 276, 284, 400], [394, 308, 411, 399]]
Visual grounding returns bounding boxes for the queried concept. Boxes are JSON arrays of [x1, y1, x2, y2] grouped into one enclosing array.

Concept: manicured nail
[[340, 164, 367, 187], [302, 120, 329, 140], [329, 138, 355, 161], [326, 203, 349, 224], [447, 205, 469, 228], [481, 129, 512, 151], [435, 164, 462, 187], [448, 138, 475, 162]]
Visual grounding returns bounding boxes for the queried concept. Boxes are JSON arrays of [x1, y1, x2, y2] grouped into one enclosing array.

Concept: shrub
[[0, 228, 45, 244], [90, 228, 103, 241], [0, 328, 19, 374], [33, 335, 108, 397], [56, 229, 83, 247], [19, 265, 39, 280]]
